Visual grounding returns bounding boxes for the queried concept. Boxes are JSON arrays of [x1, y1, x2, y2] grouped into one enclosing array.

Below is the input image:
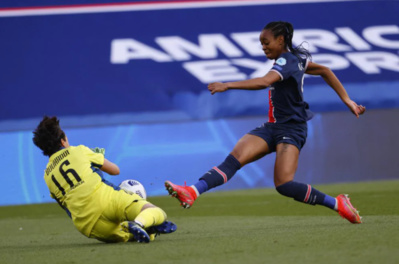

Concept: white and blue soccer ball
[[119, 179, 147, 199]]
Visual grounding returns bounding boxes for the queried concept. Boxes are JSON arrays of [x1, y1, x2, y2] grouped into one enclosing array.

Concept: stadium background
[[0, 0, 398, 206]]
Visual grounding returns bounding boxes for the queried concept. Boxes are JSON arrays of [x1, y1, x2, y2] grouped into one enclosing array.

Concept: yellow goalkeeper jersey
[[44, 145, 106, 236]]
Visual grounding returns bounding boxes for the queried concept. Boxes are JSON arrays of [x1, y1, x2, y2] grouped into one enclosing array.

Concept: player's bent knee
[[140, 202, 157, 212], [139, 203, 167, 220]]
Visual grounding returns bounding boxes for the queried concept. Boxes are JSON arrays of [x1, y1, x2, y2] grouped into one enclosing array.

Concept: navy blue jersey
[[268, 52, 314, 123]]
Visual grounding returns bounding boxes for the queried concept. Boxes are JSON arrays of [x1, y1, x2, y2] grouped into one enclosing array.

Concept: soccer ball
[[119, 179, 147, 199]]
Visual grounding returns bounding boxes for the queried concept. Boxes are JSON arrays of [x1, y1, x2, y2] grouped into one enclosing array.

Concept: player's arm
[[305, 61, 366, 117], [89, 146, 120, 175], [207, 71, 281, 95], [101, 158, 120, 175]]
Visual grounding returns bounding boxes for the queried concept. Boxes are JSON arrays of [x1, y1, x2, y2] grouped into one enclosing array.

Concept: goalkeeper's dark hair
[[264, 21, 311, 61], [33, 116, 65, 157]]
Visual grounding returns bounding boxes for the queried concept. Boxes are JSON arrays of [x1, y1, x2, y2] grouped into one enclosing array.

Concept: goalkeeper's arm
[[101, 159, 120, 175], [90, 147, 119, 175]]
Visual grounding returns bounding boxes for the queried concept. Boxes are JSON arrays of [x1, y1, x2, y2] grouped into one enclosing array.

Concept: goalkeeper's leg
[[90, 215, 131, 243], [123, 202, 169, 242], [126, 203, 167, 229]]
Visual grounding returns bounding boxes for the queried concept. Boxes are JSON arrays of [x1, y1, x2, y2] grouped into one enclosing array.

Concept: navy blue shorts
[[248, 122, 307, 152]]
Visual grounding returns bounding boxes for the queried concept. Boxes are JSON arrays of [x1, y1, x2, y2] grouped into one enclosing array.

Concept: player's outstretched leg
[[165, 154, 241, 208], [165, 181, 197, 208], [121, 221, 150, 243], [336, 194, 362, 224]]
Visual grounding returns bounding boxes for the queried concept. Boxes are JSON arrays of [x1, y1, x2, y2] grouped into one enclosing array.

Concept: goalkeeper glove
[[91, 147, 105, 156]]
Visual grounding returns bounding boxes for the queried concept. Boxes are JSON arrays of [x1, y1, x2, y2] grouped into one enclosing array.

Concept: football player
[[33, 116, 176, 243], [166, 21, 365, 224]]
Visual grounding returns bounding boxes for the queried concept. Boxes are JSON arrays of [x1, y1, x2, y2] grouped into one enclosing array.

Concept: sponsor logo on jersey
[[276, 58, 287, 66]]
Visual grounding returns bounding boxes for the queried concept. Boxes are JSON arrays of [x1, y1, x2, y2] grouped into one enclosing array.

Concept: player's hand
[[208, 82, 228, 95], [346, 100, 366, 118], [91, 147, 105, 156]]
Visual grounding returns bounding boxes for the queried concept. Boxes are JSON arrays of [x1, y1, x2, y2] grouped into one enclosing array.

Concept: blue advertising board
[[1, 109, 399, 206], [0, 0, 398, 123]]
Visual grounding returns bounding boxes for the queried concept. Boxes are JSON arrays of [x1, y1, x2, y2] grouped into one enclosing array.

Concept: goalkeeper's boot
[[121, 221, 150, 243], [336, 194, 362, 224], [146, 221, 177, 241], [165, 181, 197, 208]]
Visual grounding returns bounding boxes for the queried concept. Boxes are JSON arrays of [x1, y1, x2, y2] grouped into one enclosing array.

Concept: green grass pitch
[[1, 180, 398, 264]]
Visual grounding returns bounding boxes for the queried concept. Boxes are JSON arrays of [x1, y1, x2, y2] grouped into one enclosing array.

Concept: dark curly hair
[[264, 21, 311, 61], [33, 116, 66, 157]]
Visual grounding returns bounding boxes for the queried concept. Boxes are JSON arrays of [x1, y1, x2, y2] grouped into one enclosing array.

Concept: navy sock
[[276, 181, 335, 209], [198, 154, 241, 192], [193, 180, 208, 195], [323, 195, 337, 210]]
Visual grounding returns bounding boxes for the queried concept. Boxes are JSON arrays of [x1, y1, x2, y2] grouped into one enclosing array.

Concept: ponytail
[[264, 21, 311, 61]]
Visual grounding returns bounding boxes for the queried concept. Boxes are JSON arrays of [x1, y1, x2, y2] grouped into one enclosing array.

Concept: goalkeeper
[[33, 116, 176, 243]]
